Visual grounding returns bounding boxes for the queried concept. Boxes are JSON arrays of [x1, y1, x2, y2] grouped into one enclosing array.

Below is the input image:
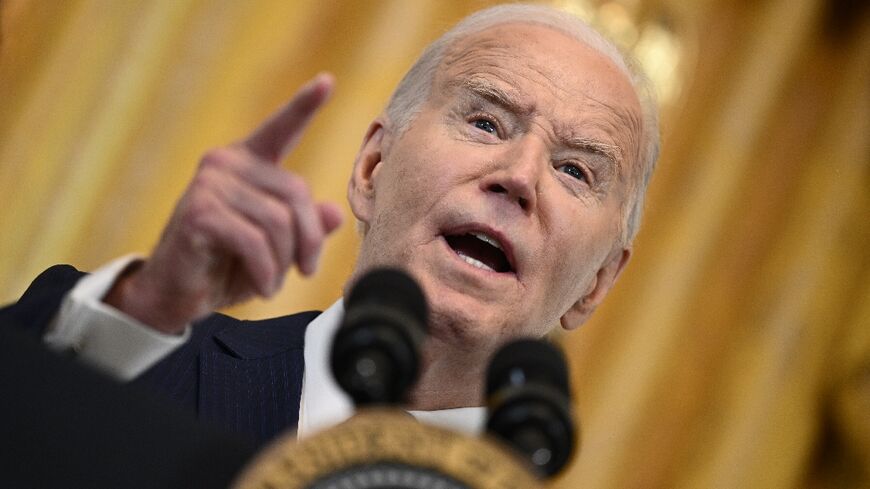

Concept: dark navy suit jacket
[[1, 265, 318, 446]]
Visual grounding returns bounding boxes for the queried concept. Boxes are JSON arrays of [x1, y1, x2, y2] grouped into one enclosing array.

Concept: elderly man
[[4, 4, 657, 445]]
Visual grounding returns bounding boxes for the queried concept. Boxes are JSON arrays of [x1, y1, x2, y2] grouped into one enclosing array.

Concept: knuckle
[[266, 202, 292, 230], [238, 228, 271, 267], [199, 147, 236, 171], [283, 174, 311, 202], [245, 227, 270, 252], [189, 167, 216, 191], [184, 197, 215, 230], [299, 224, 324, 251]]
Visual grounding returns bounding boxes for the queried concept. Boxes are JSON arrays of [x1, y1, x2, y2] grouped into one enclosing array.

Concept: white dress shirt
[[43, 256, 485, 438], [298, 299, 485, 438]]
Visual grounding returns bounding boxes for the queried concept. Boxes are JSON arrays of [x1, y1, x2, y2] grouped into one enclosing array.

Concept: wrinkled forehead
[[434, 22, 643, 174]]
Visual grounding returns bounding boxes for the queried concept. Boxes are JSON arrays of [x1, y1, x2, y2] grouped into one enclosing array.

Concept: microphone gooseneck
[[484, 338, 576, 478], [330, 267, 428, 406]]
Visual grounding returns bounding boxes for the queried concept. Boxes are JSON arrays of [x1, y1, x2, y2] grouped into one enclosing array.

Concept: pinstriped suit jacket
[[2, 265, 317, 447]]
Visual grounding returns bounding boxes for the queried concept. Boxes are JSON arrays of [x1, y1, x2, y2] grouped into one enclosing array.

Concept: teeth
[[471, 232, 502, 251], [457, 251, 496, 272]]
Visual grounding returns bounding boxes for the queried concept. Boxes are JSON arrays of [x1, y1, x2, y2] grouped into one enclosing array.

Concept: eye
[[558, 163, 589, 183], [471, 117, 498, 135]]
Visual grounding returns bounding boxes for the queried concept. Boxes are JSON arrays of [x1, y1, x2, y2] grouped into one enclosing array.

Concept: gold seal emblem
[[232, 410, 542, 489]]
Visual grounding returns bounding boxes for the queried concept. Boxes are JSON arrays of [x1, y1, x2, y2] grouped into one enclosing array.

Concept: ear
[[347, 119, 387, 227], [560, 247, 631, 330]]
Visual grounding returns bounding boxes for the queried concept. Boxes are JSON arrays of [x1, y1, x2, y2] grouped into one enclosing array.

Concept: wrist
[[102, 261, 190, 335]]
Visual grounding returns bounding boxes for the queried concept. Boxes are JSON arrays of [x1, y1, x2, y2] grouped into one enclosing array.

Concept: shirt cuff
[[44, 255, 192, 380]]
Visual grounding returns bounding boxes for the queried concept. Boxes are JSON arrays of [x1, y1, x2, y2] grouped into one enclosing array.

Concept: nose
[[481, 136, 546, 212]]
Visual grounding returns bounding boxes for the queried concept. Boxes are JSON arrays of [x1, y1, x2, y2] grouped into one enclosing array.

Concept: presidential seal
[[232, 411, 542, 489]]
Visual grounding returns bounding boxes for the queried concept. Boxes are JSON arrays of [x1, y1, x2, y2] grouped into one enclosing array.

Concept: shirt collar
[[298, 299, 486, 439]]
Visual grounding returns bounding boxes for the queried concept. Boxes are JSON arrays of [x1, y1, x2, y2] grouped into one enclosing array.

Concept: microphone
[[484, 338, 576, 478], [330, 267, 428, 406]]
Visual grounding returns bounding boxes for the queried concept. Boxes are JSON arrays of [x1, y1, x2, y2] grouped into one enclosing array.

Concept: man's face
[[350, 23, 642, 353]]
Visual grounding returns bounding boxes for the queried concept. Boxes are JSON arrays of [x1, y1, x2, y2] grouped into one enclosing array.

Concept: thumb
[[317, 202, 344, 234]]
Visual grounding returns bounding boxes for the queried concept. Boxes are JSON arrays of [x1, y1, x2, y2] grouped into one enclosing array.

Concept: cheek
[[376, 134, 461, 215], [536, 215, 613, 310], [375, 159, 437, 222], [547, 238, 597, 304], [367, 144, 451, 250]]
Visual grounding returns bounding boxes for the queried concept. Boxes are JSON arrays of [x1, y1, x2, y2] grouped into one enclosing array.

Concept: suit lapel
[[197, 312, 318, 444]]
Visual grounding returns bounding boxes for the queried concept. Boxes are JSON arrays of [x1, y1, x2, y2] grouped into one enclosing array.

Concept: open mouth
[[444, 231, 515, 274]]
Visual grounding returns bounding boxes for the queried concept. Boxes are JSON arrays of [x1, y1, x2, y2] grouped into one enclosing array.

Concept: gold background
[[1, 0, 867, 487]]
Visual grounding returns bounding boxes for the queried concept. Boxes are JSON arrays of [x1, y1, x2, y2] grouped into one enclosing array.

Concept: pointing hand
[[104, 74, 343, 334]]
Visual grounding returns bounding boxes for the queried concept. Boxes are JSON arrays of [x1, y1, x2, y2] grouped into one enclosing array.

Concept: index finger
[[243, 73, 335, 163]]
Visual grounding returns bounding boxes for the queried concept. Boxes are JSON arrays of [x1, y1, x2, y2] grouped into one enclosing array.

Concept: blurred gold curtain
[[1, 1, 867, 488]]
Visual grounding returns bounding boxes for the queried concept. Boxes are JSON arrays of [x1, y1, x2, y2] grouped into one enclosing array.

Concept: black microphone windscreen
[[347, 267, 428, 329], [486, 338, 570, 397], [484, 338, 576, 478], [332, 267, 428, 405]]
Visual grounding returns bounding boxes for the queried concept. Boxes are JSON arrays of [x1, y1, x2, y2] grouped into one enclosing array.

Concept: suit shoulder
[[19, 265, 85, 301], [0, 265, 86, 336]]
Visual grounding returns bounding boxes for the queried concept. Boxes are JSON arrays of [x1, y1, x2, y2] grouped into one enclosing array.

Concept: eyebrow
[[561, 135, 623, 171], [450, 77, 623, 172], [449, 77, 535, 117]]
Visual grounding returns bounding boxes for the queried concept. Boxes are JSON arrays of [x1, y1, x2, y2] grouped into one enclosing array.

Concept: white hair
[[384, 3, 660, 244]]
